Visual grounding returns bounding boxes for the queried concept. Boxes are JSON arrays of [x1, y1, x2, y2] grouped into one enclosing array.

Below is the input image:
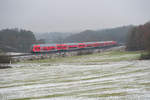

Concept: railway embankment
[[12, 46, 125, 63], [12, 46, 139, 64]]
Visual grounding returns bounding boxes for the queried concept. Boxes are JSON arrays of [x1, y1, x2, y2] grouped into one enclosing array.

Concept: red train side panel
[[32, 45, 41, 52], [31, 41, 117, 53]]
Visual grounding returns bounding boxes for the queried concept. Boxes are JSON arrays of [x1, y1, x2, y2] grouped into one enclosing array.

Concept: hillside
[[35, 32, 71, 43], [35, 26, 133, 44], [64, 26, 133, 43]]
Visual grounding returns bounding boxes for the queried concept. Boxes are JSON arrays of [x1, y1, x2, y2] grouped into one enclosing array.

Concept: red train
[[31, 41, 117, 53]]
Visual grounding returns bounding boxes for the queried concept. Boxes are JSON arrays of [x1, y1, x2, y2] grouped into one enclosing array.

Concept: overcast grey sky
[[0, 0, 150, 32]]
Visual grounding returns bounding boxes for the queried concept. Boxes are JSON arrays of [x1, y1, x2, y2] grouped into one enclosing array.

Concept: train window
[[79, 45, 83, 46], [69, 47, 77, 48]]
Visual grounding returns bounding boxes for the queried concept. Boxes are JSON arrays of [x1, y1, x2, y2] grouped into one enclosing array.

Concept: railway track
[[10, 45, 119, 58]]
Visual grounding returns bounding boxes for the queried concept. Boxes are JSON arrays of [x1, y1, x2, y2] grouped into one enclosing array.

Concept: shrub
[[140, 52, 150, 60], [0, 54, 12, 64], [77, 50, 93, 55]]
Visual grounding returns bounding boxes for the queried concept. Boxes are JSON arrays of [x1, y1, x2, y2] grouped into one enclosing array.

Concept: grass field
[[24, 50, 141, 64]]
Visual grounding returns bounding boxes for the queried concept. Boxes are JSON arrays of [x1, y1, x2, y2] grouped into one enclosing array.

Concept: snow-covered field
[[0, 51, 150, 100]]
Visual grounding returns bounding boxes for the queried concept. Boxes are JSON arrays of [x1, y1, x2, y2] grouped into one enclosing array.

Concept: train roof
[[32, 43, 56, 46], [32, 41, 115, 46]]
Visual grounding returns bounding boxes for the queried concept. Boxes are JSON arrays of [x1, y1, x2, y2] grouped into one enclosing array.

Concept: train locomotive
[[31, 41, 117, 53]]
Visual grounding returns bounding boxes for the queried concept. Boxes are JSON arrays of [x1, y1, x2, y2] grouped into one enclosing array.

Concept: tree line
[[126, 22, 150, 59], [126, 22, 150, 51], [0, 28, 36, 52]]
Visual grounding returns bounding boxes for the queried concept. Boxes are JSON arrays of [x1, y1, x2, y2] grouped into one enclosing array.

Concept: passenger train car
[[31, 41, 117, 53]]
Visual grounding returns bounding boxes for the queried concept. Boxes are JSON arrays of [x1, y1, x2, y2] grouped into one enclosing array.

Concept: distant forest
[[36, 25, 133, 44], [64, 26, 133, 43]]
